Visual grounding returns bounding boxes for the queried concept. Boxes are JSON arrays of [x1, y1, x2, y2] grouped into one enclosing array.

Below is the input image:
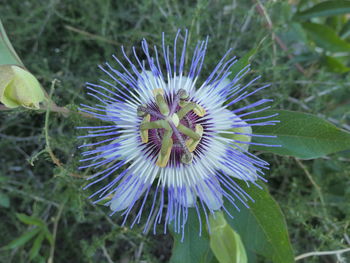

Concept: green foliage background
[[0, 0, 349, 262]]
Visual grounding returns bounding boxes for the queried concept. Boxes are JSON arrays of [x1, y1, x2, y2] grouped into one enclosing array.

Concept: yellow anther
[[193, 104, 206, 117], [177, 101, 206, 119], [153, 88, 169, 116], [140, 114, 151, 143], [156, 138, 173, 167], [152, 88, 164, 96], [186, 124, 203, 152]]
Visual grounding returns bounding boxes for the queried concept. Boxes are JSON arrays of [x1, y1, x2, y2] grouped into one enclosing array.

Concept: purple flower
[[78, 30, 277, 237]]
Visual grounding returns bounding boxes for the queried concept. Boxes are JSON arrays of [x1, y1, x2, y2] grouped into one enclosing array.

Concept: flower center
[[138, 89, 206, 167]]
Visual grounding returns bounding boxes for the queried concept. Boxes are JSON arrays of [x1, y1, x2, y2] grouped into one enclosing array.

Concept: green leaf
[[324, 55, 350, 73], [294, 1, 350, 20], [209, 212, 247, 263], [0, 191, 10, 208], [170, 209, 216, 263], [252, 110, 350, 159], [340, 20, 350, 39], [224, 182, 294, 263], [29, 232, 45, 260], [230, 48, 257, 77], [4, 227, 41, 249], [16, 213, 45, 227], [44, 227, 54, 246], [302, 22, 350, 52], [0, 19, 23, 66], [0, 176, 9, 183]]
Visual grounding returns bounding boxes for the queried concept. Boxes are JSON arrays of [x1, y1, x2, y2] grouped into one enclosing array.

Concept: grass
[[0, 0, 350, 262]]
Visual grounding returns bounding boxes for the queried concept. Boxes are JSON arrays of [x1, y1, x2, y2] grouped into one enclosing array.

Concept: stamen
[[156, 130, 173, 167], [193, 104, 206, 117], [153, 89, 169, 116], [140, 114, 151, 143], [177, 101, 206, 119], [186, 124, 203, 152], [177, 101, 197, 119]]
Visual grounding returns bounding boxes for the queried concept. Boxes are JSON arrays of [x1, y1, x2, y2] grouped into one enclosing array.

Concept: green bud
[[209, 211, 248, 263], [0, 65, 45, 109]]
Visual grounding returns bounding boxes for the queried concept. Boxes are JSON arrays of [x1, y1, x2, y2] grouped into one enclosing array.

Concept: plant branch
[[48, 203, 65, 263], [295, 247, 350, 261], [254, 0, 308, 76]]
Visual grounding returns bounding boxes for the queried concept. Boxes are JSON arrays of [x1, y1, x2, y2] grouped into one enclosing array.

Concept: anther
[[156, 130, 173, 167], [186, 124, 203, 152], [193, 104, 206, 117], [153, 88, 169, 115], [177, 101, 206, 119], [140, 114, 151, 143]]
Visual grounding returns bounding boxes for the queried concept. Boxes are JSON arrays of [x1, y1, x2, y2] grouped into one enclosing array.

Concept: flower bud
[[0, 65, 45, 109]]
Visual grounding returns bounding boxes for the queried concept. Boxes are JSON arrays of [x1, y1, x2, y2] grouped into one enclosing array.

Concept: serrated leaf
[[209, 212, 247, 263], [170, 209, 217, 263], [4, 227, 41, 249], [0, 19, 23, 66], [224, 182, 294, 263], [29, 232, 45, 260], [16, 213, 45, 227], [252, 110, 350, 159], [302, 22, 350, 52], [0, 191, 10, 208], [294, 1, 350, 20]]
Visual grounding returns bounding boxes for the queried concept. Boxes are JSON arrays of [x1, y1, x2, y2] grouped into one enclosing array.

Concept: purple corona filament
[[78, 29, 278, 239]]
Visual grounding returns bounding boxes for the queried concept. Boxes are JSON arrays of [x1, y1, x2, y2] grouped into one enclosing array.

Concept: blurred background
[[0, 0, 349, 262]]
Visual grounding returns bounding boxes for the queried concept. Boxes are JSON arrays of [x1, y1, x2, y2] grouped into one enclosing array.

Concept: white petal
[[215, 77, 231, 96], [172, 75, 194, 93], [220, 161, 258, 182], [177, 185, 196, 207], [99, 139, 122, 160], [105, 102, 136, 127], [110, 178, 146, 212], [137, 70, 166, 101], [198, 180, 223, 210], [231, 116, 252, 152]]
